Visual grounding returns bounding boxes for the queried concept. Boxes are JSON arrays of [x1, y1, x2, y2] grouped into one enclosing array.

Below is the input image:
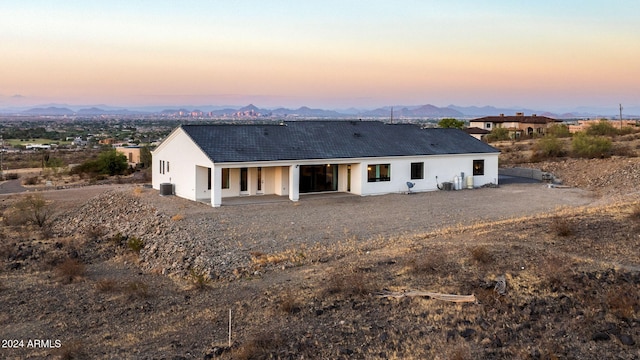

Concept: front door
[[240, 167, 248, 195]]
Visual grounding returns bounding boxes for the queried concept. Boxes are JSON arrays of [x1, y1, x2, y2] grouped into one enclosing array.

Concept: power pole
[[0, 135, 3, 180], [619, 104, 623, 130]]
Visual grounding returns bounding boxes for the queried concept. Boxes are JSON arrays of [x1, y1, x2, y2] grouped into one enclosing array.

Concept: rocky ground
[[0, 155, 639, 359]]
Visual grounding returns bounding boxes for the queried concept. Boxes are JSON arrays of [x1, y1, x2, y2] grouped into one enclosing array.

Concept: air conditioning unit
[[159, 183, 174, 196]]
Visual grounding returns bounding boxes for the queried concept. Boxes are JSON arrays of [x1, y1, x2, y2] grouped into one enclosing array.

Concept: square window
[[410, 162, 424, 180], [473, 160, 485, 176]]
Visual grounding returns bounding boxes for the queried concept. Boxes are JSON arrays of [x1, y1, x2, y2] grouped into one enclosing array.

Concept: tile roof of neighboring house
[[179, 121, 499, 163], [465, 127, 491, 135], [471, 115, 561, 124]]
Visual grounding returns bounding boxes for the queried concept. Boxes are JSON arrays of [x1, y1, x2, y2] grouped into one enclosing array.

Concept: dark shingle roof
[[180, 121, 499, 163]]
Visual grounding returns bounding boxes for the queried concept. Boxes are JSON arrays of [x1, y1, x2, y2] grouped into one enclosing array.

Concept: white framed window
[[367, 164, 390, 182]]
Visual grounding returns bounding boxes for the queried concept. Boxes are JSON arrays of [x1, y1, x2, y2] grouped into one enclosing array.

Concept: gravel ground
[[51, 182, 596, 281], [2, 158, 639, 359]]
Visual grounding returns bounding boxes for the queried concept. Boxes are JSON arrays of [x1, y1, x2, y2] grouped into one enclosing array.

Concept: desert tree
[[438, 118, 465, 129], [14, 194, 53, 228]]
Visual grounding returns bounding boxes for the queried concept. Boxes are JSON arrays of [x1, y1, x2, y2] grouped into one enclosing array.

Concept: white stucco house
[[152, 121, 500, 207]]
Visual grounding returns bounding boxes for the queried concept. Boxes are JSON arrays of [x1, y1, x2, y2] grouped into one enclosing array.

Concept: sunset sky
[[1, 1, 639, 111]]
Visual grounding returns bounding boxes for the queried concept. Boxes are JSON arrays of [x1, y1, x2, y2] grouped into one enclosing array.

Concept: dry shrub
[[323, 268, 375, 297], [2, 207, 30, 226], [629, 204, 640, 222], [55, 258, 86, 283], [611, 143, 636, 157], [11, 194, 53, 228], [539, 256, 572, 291], [85, 225, 106, 241], [551, 216, 574, 237], [470, 246, 493, 264], [0, 240, 16, 260], [55, 339, 88, 360], [22, 176, 40, 186], [171, 213, 185, 221], [233, 326, 286, 360], [95, 278, 118, 292], [110, 232, 125, 245], [607, 286, 638, 319], [409, 252, 451, 275], [188, 268, 211, 290], [124, 281, 150, 298], [250, 250, 306, 268], [278, 290, 301, 314], [448, 344, 472, 360]]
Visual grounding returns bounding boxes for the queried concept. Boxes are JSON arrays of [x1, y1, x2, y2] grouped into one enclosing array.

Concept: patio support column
[[288, 164, 299, 202], [211, 166, 222, 207]]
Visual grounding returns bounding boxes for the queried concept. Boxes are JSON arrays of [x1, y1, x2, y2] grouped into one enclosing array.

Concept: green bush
[[127, 236, 144, 253], [546, 124, 572, 138], [586, 120, 618, 137], [571, 132, 612, 158], [486, 127, 510, 142], [71, 149, 128, 177], [531, 135, 565, 161]]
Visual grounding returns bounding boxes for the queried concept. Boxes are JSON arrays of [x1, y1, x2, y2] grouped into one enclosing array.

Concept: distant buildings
[[469, 113, 562, 139], [24, 144, 52, 150], [566, 119, 638, 133], [116, 146, 142, 166]]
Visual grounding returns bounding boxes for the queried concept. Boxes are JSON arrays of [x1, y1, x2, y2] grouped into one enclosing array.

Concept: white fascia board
[[214, 153, 498, 168]]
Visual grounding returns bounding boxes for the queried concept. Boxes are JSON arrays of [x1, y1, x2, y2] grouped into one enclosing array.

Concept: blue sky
[[1, 1, 639, 111]]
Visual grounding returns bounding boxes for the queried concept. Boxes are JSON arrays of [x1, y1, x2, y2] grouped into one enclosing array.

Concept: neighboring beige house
[[469, 113, 562, 139], [116, 146, 142, 166]]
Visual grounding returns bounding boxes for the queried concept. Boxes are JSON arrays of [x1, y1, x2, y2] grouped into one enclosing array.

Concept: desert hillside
[[0, 152, 639, 359]]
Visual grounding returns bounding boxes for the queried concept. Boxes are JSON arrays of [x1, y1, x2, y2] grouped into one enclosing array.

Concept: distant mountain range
[[2, 103, 639, 119]]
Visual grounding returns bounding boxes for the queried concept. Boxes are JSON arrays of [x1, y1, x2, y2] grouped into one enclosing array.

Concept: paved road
[[0, 179, 27, 194]]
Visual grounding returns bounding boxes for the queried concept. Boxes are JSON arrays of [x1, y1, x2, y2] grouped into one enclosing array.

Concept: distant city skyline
[[1, 1, 639, 112]]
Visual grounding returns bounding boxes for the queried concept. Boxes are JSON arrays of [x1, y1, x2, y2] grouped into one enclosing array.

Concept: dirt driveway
[[123, 182, 598, 277]]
